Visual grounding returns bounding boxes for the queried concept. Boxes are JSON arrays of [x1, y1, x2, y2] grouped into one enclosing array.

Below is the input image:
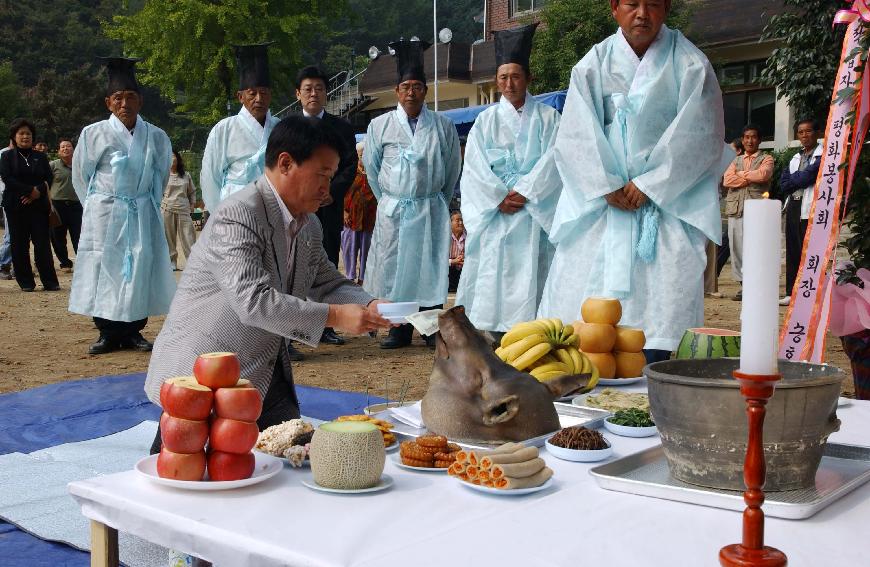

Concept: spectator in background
[[162, 149, 197, 271], [448, 210, 465, 292], [34, 141, 48, 153], [722, 124, 773, 301], [779, 118, 822, 306], [716, 137, 743, 278], [0, 141, 12, 280], [293, 64, 358, 348], [0, 118, 59, 292], [49, 139, 82, 273], [341, 142, 376, 284]]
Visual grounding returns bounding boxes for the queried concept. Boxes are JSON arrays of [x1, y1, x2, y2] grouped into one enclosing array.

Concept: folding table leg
[[90, 520, 119, 567]]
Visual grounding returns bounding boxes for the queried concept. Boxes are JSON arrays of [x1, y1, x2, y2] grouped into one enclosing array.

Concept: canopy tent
[[443, 90, 567, 136]]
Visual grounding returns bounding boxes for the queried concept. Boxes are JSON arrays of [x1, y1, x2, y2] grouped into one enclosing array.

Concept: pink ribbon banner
[[779, 18, 868, 361]]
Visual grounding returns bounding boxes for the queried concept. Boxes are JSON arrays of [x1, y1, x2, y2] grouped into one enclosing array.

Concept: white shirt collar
[[303, 108, 326, 119], [264, 175, 303, 235]]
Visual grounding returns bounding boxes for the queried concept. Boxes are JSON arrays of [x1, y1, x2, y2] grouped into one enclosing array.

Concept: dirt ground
[[0, 228, 855, 399]]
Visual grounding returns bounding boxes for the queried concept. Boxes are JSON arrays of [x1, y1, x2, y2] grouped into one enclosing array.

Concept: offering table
[[70, 393, 870, 567]]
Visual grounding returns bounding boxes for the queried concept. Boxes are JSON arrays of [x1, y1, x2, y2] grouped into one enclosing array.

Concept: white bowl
[[603, 417, 658, 438], [377, 302, 419, 317], [545, 437, 613, 462]]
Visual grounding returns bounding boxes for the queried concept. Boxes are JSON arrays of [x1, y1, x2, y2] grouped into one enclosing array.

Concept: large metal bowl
[[646, 358, 844, 491]]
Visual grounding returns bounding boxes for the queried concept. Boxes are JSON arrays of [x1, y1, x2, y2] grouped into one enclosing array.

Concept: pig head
[[421, 306, 593, 443]]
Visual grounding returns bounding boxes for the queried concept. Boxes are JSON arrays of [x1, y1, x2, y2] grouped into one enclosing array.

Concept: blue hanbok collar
[[108, 113, 143, 152], [616, 25, 670, 92], [394, 103, 432, 143], [238, 106, 274, 145]]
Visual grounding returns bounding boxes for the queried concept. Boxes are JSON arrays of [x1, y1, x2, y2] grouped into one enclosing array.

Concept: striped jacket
[[144, 176, 372, 405]]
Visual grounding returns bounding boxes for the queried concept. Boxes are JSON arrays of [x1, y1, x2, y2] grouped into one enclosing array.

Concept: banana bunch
[[495, 319, 599, 388]]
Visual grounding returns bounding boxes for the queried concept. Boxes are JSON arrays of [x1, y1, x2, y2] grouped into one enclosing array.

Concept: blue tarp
[[442, 90, 568, 135], [0, 372, 388, 566]]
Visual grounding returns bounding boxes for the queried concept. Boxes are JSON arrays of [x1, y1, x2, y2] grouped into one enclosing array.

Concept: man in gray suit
[[145, 116, 392, 450]]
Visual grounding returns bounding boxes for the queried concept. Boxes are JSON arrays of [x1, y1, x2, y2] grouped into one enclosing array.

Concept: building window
[[511, 0, 549, 16], [718, 60, 775, 143]]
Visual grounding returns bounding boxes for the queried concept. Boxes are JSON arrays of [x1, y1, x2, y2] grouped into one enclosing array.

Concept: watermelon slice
[[676, 328, 741, 359]]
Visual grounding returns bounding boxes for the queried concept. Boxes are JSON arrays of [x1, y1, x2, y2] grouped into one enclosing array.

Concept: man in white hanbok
[[456, 23, 561, 339], [539, 0, 730, 361], [200, 43, 280, 213], [70, 58, 174, 354], [364, 39, 461, 349]]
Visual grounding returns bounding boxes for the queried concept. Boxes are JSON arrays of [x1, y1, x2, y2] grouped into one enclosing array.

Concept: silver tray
[[368, 401, 612, 450], [589, 443, 870, 520]]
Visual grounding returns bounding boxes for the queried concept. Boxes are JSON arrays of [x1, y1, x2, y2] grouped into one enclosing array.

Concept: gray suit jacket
[[144, 176, 372, 405]]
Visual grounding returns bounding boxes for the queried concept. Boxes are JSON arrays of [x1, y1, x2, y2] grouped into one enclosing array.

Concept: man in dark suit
[[295, 66, 359, 347]]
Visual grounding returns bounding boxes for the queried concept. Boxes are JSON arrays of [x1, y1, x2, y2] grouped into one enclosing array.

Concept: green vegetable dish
[[609, 408, 655, 428]]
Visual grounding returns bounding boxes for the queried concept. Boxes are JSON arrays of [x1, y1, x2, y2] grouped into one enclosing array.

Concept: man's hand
[[623, 181, 648, 209], [498, 190, 527, 214], [327, 303, 393, 335], [604, 188, 635, 211]]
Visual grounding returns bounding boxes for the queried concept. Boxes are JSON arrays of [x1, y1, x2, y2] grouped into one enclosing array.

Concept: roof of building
[[688, 0, 789, 47], [360, 1, 790, 94], [359, 42, 471, 93]]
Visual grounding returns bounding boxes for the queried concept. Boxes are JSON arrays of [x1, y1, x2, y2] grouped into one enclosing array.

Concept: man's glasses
[[300, 86, 326, 95], [398, 83, 425, 94]]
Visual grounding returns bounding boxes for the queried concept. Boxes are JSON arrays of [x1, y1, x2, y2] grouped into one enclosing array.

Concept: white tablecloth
[[69, 395, 870, 567]]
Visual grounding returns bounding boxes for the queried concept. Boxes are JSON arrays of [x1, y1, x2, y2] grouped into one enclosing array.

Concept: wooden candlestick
[[719, 370, 788, 567]]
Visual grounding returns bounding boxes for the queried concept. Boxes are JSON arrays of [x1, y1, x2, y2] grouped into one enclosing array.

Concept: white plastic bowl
[[545, 437, 613, 462], [603, 417, 658, 438], [376, 302, 419, 317]]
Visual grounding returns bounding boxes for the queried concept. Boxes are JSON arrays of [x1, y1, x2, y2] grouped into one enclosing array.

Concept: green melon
[[309, 421, 385, 489], [676, 328, 741, 359]]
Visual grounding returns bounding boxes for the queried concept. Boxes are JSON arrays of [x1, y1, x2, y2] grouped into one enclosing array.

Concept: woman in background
[[0, 118, 59, 291], [161, 149, 197, 271]]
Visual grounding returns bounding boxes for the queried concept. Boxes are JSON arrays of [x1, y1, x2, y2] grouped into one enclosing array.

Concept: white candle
[[739, 199, 782, 375]]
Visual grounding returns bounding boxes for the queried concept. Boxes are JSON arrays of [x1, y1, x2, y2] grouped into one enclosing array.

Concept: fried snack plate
[[391, 454, 448, 472], [456, 477, 554, 496], [369, 401, 611, 450]]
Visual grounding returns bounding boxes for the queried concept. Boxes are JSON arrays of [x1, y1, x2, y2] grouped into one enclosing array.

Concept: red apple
[[207, 450, 255, 481], [214, 383, 263, 421], [160, 376, 214, 420], [193, 352, 241, 389], [156, 448, 206, 481], [160, 413, 209, 454], [209, 417, 259, 454]]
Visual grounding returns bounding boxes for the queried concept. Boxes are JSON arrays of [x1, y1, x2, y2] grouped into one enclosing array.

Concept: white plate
[[571, 392, 650, 412], [301, 474, 394, 494], [597, 376, 645, 386], [456, 477, 554, 496], [135, 452, 282, 490], [603, 418, 658, 438], [838, 397, 852, 408], [545, 438, 613, 462], [385, 440, 400, 452], [391, 454, 448, 472]]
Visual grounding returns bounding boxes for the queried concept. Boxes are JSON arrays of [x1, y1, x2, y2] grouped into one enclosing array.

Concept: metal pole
[[483, 0, 487, 41], [433, 0, 439, 111]]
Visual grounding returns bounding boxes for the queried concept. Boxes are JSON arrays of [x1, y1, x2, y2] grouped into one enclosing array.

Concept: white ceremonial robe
[[363, 105, 461, 307], [70, 114, 175, 321], [200, 106, 279, 212], [456, 95, 561, 331], [539, 26, 732, 350]]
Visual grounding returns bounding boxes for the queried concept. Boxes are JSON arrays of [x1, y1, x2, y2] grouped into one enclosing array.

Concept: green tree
[[0, 61, 29, 132], [104, 0, 350, 125], [530, 0, 691, 93], [760, 0, 843, 124], [26, 67, 106, 146]]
